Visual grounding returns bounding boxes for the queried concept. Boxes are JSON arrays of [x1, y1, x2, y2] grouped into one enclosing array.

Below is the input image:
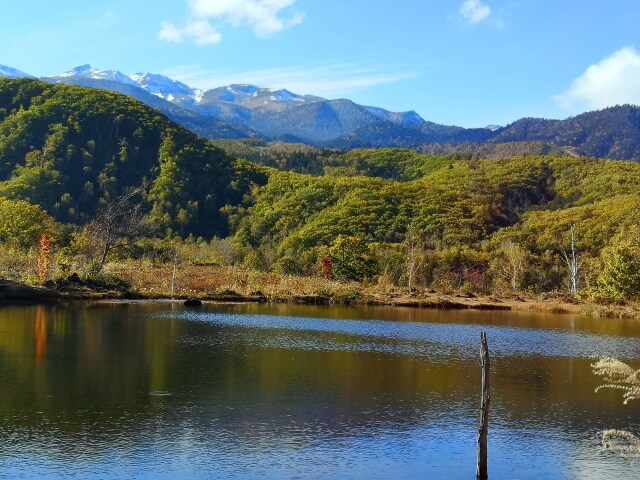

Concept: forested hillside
[[0, 78, 266, 237], [489, 106, 640, 160], [211, 140, 582, 178], [228, 155, 640, 293], [1, 79, 639, 301]]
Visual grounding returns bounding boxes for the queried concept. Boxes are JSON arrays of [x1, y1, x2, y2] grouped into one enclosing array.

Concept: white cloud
[[159, 0, 303, 45], [554, 47, 640, 111], [158, 22, 185, 42], [186, 20, 223, 45], [159, 20, 222, 45], [161, 62, 419, 98], [460, 0, 491, 24]]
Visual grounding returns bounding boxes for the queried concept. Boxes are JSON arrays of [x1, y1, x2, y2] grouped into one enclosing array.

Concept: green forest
[[1, 78, 640, 303]]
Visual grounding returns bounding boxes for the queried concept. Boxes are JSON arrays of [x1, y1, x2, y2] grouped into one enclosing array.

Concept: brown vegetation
[[593, 358, 640, 457], [101, 262, 640, 318]]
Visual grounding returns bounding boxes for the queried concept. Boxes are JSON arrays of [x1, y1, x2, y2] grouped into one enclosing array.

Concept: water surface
[[1, 303, 639, 479]]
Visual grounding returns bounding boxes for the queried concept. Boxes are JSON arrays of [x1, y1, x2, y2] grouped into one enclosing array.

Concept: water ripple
[[163, 311, 640, 360]]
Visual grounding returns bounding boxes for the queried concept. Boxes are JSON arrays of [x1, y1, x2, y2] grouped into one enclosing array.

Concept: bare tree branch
[[88, 185, 153, 271]]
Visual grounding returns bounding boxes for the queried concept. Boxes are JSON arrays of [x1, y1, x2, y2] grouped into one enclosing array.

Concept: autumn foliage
[[37, 234, 52, 283], [320, 256, 333, 279]]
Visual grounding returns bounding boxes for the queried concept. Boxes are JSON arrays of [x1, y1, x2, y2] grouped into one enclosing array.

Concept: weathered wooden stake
[[476, 330, 490, 480]]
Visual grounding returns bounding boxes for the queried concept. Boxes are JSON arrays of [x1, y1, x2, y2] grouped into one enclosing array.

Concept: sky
[[1, 0, 639, 127]]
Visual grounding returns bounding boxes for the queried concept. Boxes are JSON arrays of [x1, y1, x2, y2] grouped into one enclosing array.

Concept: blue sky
[[1, 0, 639, 127]]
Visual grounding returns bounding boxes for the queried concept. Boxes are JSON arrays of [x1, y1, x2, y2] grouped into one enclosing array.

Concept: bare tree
[[560, 223, 580, 295], [404, 223, 427, 291], [88, 185, 152, 271], [494, 240, 528, 293]]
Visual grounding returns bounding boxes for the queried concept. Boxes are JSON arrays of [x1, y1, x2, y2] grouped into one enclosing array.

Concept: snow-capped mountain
[[0, 64, 32, 78], [129, 72, 203, 106], [200, 84, 324, 111], [54, 65, 204, 106], [58, 64, 139, 88], [42, 65, 443, 146], [2, 62, 502, 148], [47, 66, 424, 124], [2, 62, 633, 156], [203, 84, 260, 103]]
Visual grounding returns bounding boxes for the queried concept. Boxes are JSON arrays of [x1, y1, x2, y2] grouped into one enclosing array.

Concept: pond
[[0, 302, 639, 479]]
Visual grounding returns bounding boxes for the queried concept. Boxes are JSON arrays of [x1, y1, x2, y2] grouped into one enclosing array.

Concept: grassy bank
[[99, 262, 640, 319], [3, 260, 639, 319]]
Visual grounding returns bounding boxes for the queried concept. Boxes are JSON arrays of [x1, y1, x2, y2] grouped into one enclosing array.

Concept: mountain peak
[[72, 64, 93, 72], [228, 84, 260, 91], [129, 72, 202, 104], [60, 65, 97, 77], [0, 64, 33, 78], [58, 65, 138, 87], [208, 84, 321, 105], [225, 84, 261, 99]]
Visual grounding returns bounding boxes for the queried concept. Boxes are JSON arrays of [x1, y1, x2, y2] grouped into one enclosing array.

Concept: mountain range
[[2, 63, 640, 159]]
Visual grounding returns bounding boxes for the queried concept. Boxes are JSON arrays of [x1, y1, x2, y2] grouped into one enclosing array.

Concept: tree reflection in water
[[34, 305, 47, 362]]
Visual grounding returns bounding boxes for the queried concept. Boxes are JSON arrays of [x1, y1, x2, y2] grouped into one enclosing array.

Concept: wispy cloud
[[161, 62, 419, 98], [158, 22, 184, 42], [159, 0, 303, 45], [554, 47, 640, 111], [92, 10, 117, 28], [459, 0, 491, 24], [159, 20, 222, 45]]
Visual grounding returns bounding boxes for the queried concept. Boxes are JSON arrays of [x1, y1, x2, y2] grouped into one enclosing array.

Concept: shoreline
[[3, 275, 637, 319]]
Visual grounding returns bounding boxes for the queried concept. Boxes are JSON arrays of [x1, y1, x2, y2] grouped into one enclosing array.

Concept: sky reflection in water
[[0, 304, 639, 479]]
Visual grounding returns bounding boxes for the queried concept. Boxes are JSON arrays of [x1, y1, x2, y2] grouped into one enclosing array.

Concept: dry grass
[[104, 262, 640, 318], [109, 262, 360, 300], [602, 430, 640, 458], [582, 303, 640, 320], [593, 358, 640, 404], [0, 256, 630, 318], [593, 358, 640, 458], [508, 300, 582, 315]]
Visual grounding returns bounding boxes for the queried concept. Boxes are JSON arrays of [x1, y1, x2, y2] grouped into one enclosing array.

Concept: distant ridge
[[2, 63, 639, 159]]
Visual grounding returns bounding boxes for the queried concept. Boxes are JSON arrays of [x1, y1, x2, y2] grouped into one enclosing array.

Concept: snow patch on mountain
[[269, 89, 304, 102], [213, 85, 313, 105], [130, 72, 192, 95], [59, 65, 139, 87], [129, 72, 202, 105], [226, 85, 260, 102]]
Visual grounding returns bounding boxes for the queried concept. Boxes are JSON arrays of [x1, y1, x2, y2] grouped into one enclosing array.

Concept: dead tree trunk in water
[[477, 331, 490, 480]]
